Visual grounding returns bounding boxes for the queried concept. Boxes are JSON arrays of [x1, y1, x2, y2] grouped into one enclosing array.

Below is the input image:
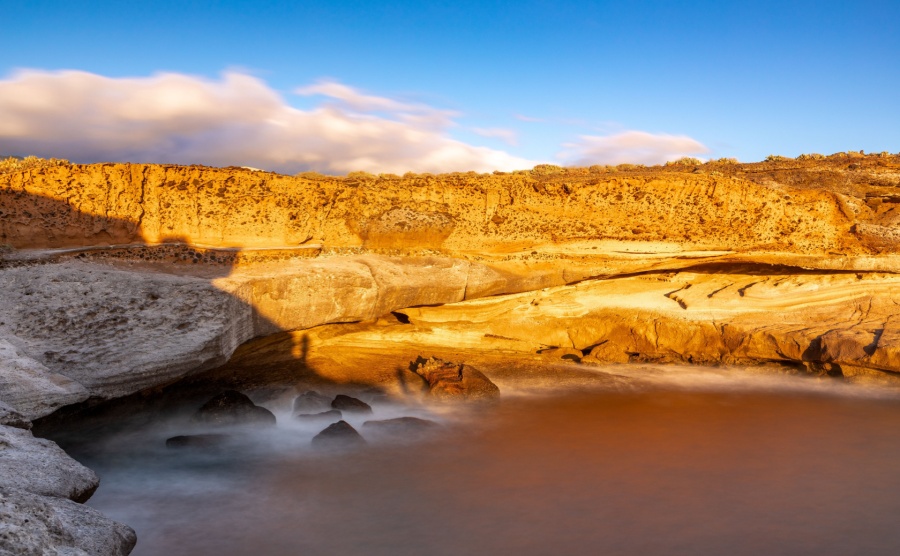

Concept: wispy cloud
[[559, 131, 709, 166], [0, 70, 535, 174], [471, 127, 518, 146], [514, 114, 548, 123]]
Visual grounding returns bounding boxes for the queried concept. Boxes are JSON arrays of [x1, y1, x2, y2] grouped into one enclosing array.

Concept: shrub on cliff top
[[797, 153, 825, 160], [0, 155, 70, 174], [765, 154, 791, 162], [665, 157, 703, 166], [531, 164, 564, 175]]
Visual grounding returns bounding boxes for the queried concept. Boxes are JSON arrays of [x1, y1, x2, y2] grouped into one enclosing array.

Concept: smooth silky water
[[49, 366, 900, 555]]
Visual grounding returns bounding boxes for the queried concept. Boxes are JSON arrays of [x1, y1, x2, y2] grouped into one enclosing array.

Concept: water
[[54, 367, 900, 555]]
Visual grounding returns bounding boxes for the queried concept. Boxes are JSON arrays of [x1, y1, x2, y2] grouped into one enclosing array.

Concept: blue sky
[[1, 0, 898, 172]]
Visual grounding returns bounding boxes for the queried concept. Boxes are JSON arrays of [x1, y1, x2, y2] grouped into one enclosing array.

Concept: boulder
[[411, 357, 500, 401], [292, 391, 333, 413], [0, 487, 136, 556], [311, 420, 367, 448], [191, 390, 276, 427], [165, 434, 230, 449], [330, 394, 373, 414], [0, 425, 98, 503], [293, 409, 343, 424]]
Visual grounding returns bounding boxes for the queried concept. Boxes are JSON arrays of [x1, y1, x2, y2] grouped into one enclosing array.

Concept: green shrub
[[797, 153, 825, 160]]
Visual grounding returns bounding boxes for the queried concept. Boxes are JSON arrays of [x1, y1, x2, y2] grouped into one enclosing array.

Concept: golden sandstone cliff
[[3, 153, 900, 421]]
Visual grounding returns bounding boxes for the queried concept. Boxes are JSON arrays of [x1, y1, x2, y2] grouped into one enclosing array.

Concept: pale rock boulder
[[0, 339, 88, 420], [0, 425, 99, 503], [0, 487, 136, 556]]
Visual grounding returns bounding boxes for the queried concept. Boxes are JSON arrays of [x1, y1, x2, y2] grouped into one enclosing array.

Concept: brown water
[[58, 369, 900, 555]]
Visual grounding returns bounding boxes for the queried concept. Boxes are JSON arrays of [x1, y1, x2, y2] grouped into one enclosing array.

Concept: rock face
[[191, 390, 276, 427], [311, 420, 367, 448], [412, 357, 501, 401], [0, 400, 31, 430]]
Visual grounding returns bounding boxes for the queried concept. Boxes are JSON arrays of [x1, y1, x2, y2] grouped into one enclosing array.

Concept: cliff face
[[4, 158, 895, 260], [2, 155, 900, 421]]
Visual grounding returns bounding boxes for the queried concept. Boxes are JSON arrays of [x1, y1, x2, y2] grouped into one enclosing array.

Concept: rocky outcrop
[[412, 357, 500, 401], [0, 423, 136, 555]]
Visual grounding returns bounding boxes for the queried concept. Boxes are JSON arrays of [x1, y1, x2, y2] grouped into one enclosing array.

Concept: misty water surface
[[57, 366, 900, 556]]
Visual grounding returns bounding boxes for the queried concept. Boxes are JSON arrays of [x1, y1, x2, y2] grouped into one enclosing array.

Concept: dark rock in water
[[411, 356, 500, 401], [166, 434, 230, 449], [292, 391, 333, 413], [362, 417, 440, 439], [191, 390, 276, 427], [331, 394, 373, 414], [294, 409, 343, 423], [311, 420, 366, 448]]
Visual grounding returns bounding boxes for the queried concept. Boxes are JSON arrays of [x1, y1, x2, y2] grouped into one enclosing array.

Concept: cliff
[[2, 154, 900, 554]]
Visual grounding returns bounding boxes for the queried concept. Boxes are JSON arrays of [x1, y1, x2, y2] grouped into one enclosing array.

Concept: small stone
[[331, 394, 373, 414], [311, 420, 366, 448]]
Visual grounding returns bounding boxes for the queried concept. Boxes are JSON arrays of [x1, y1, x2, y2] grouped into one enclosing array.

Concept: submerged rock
[[294, 409, 343, 423], [165, 434, 230, 449], [412, 356, 500, 401], [362, 417, 440, 440], [331, 394, 373, 414], [311, 420, 367, 448], [292, 391, 333, 413], [191, 390, 276, 427]]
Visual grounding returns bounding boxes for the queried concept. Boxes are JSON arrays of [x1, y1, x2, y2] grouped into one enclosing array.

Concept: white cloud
[[0, 69, 535, 174], [559, 131, 709, 166], [471, 127, 518, 146]]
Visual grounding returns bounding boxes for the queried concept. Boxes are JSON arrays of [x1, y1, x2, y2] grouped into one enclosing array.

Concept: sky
[[1, 0, 898, 173]]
